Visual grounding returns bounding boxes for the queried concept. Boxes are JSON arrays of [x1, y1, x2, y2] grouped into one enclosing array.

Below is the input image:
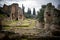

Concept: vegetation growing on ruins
[[0, 2, 60, 40], [2, 19, 36, 31], [37, 5, 46, 22], [0, 14, 5, 18]]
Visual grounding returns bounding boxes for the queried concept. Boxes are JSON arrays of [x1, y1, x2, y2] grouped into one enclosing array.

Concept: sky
[[0, 0, 60, 14]]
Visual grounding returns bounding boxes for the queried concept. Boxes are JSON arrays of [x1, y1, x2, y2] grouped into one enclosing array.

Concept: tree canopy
[[37, 5, 46, 22], [33, 8, 36, 15]]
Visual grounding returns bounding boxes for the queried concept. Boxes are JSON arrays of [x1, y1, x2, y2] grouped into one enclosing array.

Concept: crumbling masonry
[[3, 3, 24, 20], [44, 3, 60, 36]]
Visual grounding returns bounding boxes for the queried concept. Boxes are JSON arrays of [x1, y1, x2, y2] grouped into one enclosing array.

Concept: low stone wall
[[3, 27, 52, 37], [3, 27, 41, 36]]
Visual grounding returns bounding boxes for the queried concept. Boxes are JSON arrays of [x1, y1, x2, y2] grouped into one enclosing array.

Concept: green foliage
[[33, 8, 36, 15], [22, 4, 25, 14], [47, 3, 52, 7], [37, 9, 44, 22], [0, 14, 6, 18], [37, 5, 46, 22], [24, 8, 33, 18], [24, 13, 34, 19], [2, 19, 36, 28], [27, 8, 31, 15], [58, 4, 60, 9]]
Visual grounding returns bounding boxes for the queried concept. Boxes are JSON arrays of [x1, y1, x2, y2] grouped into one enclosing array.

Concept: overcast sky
[[0, 0, 60, 14]]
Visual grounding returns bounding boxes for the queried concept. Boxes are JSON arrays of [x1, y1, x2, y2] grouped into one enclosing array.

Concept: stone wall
[[44, 3, 54, 30], [3, 4, 8, 13], [3, 3, 24, 21], [10, 3, 18, 20], [44, 3, 60, 36], [18, 7, 24, 20]]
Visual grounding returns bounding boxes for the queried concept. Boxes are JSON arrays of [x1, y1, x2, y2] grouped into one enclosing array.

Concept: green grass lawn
[[2, 19, 37, 30], [0, 14, 7, 18]]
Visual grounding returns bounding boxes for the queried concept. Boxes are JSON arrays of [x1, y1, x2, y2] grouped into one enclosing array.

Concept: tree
[[33, 8, 36, 15], [22, 4, 25, 14], [47, 3, 52, 7], [57, 4, 60, 10], [27, 8, 31, 14], [37, 5, 46, 22], [25, 8, 32, 18]]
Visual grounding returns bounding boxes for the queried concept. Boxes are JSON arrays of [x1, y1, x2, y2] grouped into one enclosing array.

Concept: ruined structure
[[51, 9, 60, 36], [18, 7, 24, 20], [10, 3, 18, 20], [3, 4, 8, 13], [44, 3, 54, 30], [44, 3, 60, 36], [3, 3, 24, 20]]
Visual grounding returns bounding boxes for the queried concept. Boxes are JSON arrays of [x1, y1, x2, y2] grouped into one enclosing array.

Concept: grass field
[[2, 19, 37, 30]]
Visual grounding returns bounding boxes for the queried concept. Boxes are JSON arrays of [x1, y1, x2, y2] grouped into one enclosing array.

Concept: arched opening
[[16, 18, 18, 20], [46, 12, 51, 16], [20, 15, 22, 19]]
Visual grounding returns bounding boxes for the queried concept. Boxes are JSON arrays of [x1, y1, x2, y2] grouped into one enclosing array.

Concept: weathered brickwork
[[3, 3, 24, 20]]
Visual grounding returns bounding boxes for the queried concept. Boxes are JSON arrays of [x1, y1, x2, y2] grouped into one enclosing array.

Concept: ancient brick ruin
[[44, 3, 60, 36], [3, 3, 24, 20], [44, 3, 54, 30]]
